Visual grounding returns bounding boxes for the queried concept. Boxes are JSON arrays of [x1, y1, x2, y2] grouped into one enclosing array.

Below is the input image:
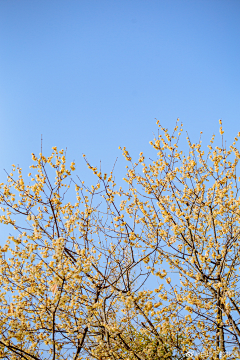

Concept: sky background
[[0, 3, 239, 355], [1, 0, 240, 172], [0, 0, 240, 207], [0, 2, 239, 355]]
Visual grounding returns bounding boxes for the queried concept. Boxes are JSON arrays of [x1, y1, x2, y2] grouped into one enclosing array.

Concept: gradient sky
[[0, 3, 239, 352], [0, 0, 240, 189], [0, 3, 240, 346]]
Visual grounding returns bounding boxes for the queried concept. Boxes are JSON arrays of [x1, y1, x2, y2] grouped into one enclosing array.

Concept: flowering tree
[[1, 120, 239, 359], [108, 119, 240, 360], [0, 143, 188, 360]]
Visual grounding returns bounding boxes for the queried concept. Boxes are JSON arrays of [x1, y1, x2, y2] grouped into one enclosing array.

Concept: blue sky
[[0, 2, 240, 349], [0, 2, 240, 354], [0, 0, 239, 183]]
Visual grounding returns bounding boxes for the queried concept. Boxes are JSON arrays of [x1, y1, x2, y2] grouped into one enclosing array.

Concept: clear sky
[[1, 2, 240, 352], [0, 0, 240, 185]]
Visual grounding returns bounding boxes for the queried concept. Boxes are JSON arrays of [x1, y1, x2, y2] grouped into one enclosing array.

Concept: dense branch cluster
[[0, 120, 240, 360]]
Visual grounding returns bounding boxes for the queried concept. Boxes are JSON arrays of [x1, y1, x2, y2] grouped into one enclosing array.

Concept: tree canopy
[[0, 120, 240, 360]]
